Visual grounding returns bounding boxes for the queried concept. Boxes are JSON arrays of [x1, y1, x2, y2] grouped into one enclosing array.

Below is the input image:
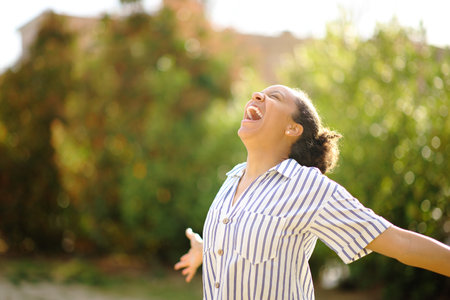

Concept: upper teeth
[[247, 106, 263, 119]]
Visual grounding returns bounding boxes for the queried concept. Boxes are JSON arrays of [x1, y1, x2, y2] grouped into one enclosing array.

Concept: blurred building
[[18, 1, 304, 83], [19, 10, 98, 63], [235, 31, 305, 83]]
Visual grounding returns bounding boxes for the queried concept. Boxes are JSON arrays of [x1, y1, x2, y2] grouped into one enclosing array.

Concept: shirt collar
[[270, 158, 300, 179], [226, 158, 301, 179], [226, 162, 246, 177]]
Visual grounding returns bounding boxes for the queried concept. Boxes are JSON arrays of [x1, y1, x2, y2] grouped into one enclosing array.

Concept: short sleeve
[[309, 185, 391, 264]]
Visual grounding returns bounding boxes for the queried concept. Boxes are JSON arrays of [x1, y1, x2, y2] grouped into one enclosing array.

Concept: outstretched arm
[[174, 228, 203, 282], [367, 225, 450, 276]]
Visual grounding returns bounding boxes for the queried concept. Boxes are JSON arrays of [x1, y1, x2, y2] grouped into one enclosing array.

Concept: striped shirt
[[202, 158, 391, 300]]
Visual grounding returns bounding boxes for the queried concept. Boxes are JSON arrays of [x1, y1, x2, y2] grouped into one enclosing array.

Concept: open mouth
[[245, 105, 263, 121]]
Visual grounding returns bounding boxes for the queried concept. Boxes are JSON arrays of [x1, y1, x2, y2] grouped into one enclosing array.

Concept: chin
[[238, 126, 257, 142], [237, 126, 249, 140], [237, 126, 246, 138]]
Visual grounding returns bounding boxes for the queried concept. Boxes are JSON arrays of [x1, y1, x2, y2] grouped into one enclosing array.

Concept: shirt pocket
[[232, 210, 287, 264]]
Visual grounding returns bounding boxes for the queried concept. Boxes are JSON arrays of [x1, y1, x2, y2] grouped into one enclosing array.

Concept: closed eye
[[270, 93, 282, 101]]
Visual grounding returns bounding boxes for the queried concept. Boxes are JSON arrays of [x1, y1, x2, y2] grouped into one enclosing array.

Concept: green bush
[[0, 5, 242, 261], [278, 18, 450, 299], [0, 13, 76, 254]]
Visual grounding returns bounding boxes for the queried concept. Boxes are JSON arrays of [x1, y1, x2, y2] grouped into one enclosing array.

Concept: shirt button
[[222, 218, 230, 224], [218, 249, 223, 256], [215, 282, 220, 288]]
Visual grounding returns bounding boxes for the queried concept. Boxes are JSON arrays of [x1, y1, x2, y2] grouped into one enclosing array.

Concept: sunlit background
[[0, 0, 449, 299], [2, 0, 450, 71]]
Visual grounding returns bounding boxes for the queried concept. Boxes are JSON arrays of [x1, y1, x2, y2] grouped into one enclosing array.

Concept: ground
[[0, 257, 382, 300], [0, 275, 383, 300]]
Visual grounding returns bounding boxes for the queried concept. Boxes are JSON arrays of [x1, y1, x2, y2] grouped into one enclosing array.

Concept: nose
[[252, 92, 265, 102]]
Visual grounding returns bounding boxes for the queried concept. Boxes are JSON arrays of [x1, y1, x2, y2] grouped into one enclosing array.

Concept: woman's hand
[[174, 228, 204, 282]]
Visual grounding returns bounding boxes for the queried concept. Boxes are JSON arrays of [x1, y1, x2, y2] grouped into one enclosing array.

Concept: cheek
[[273, 109, 292, 124], [264, 113, 290, 133]]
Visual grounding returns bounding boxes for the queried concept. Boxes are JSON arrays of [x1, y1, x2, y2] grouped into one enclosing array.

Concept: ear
[[285, 123, 303, 137]]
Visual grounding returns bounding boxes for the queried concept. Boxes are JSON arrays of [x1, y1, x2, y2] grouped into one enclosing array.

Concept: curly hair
[[289, 89, 342, 174]]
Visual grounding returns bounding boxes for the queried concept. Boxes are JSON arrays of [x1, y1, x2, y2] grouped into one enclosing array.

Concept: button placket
[[214, 211, 230, 294]]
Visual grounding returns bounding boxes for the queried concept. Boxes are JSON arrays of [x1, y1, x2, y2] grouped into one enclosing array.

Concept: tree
[[0, 13, 76, 253], [278, 18, 450, 299], [0, 1, 243, 261], [50, 2, 238, 259]]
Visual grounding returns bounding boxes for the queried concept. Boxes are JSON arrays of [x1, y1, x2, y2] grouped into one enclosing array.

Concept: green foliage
[[4, 258, 107, 286], [279, 18, 450, 299], [0, 13, 76, 253], [0, 3, 241, 261], [2, 4, 447, 297], [58, 8, 236, 259]]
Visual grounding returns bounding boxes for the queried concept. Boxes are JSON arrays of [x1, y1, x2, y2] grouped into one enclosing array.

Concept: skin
[[367, 226, 450, 276], [174, 228, 203, 282], [174, 85, 450, 281]]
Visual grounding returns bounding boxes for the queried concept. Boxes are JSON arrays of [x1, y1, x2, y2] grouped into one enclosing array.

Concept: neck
[[244, 145, 290, 180]]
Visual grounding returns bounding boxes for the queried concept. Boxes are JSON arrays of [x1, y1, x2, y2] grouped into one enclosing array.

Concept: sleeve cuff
[[337, 217, 392, 264]]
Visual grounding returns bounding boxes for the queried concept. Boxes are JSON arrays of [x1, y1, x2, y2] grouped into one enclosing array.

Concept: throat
[[232, 175, 253, 206]]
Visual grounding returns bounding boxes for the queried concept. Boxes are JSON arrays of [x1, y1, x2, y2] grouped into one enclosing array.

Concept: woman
[[174, 85, 450, 299]]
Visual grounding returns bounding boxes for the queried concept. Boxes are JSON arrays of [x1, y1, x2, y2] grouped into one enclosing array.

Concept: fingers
[[174, 262, 197, 282], [177, 228, 202, 283], [186, 270, 196, 282], [174, 253, 191, 270], [184, 267, 197, 282], [174, 260, 189, 270], [179, 253, 189, 261]]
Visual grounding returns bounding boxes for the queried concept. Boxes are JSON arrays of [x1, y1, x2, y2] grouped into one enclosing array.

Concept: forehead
[[262, 85, 298, 105]]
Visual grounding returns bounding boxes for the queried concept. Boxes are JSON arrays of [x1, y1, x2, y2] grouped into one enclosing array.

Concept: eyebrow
[[265, 90, 284, 99]]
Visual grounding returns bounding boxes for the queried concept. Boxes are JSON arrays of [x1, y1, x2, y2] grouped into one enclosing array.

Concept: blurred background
[[0, 0, 449, 299]]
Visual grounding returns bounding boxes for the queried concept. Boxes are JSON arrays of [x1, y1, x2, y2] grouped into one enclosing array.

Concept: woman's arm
[[366, 225, 450, 276]]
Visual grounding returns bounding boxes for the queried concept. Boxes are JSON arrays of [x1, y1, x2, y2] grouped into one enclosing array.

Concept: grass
[[0, 256, 385, 300], [0, 256, 203, 300]]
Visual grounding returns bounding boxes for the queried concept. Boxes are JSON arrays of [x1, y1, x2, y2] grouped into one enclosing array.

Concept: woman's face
[[238, 85, 302, 147]]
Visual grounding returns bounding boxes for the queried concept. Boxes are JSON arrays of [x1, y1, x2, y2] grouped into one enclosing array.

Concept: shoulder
[[291, 162, 340, 193]]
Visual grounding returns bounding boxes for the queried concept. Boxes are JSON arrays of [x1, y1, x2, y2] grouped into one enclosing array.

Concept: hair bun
[[314, 128, 342, 173], [289, 88, 342, 174]]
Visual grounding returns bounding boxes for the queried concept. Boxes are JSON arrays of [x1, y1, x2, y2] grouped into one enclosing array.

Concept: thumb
[[186, 228, 203, 243], [185, 228, 194, 240]]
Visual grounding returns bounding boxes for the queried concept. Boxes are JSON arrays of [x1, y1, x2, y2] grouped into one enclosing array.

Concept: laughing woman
[[174, 85, 450, 300]]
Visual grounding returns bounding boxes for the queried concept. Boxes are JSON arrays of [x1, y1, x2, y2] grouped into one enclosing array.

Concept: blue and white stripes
[[202, 159, 391, 300]]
